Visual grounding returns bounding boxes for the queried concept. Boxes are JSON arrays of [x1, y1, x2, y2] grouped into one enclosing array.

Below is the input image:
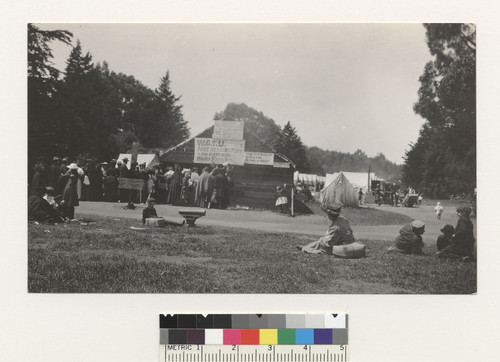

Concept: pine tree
[[404, 23, 476, 197], [28, 24, 72, 166], [154, 71, 190, 148], [274, 121, 310, 172]]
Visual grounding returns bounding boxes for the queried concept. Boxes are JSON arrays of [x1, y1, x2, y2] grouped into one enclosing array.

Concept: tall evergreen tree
[[57, 42, 122, 159], [154, 71, 190, 148], [404, 23, 476, 197], [28, 24, 72, 165], [274, 121, 310, 172]]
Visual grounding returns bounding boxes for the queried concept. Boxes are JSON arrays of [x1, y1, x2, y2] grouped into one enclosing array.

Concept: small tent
[[117, 153, 160, 169], [324, 171, 382, 192], [137, 154, 160, 169], [320, 172, 359, 208]]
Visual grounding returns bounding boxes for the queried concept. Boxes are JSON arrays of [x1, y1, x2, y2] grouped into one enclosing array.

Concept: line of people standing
[[29, 157, 234, 210]]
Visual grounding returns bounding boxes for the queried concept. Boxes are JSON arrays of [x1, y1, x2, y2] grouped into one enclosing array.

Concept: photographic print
[[27, 23, 476, 294]]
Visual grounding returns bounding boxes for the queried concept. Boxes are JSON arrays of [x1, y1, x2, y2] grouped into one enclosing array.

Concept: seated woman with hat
[[390, 220, 426, 254], [298, 203, 364, 257]]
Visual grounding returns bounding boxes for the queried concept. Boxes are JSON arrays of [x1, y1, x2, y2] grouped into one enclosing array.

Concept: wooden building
[[160, 121, 295, 209]]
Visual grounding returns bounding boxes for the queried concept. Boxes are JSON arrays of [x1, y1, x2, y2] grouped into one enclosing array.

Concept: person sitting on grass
[[437, 206, 475, 261], [389, 220, 425, 255], [28, 186, 64, 224], [142, 197, 185, 226], [298, 202, 359, 255], [142, 197, 158, 224], [437, 224, 455, 252]]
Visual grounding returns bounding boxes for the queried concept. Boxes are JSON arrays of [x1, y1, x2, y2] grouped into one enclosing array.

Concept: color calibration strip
[[159, 314, 347, 345]]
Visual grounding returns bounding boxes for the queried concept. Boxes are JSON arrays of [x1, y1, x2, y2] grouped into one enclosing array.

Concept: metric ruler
[[159, 314, 348, 362], [160, 344, 348, 362]]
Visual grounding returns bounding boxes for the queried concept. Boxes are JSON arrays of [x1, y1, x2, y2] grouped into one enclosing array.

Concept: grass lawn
[[28, 213, 476, 294]]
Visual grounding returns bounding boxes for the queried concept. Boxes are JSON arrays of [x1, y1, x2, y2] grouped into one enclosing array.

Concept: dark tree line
[[306, 147, 402, 181], [402, 24, 476, 198], [28, 24, 189, 168], [215, 103, 401, 180]]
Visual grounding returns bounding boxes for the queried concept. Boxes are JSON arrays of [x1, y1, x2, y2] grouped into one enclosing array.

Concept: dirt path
[[75, 202, 476, 244]]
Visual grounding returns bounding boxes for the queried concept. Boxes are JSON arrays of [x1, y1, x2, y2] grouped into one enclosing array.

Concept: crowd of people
[[28, 156, 235, 222]]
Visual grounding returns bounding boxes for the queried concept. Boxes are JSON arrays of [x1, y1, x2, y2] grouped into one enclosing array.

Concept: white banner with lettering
[[213, 120, 244, 140], [194, 138, 246, 165], [244, 152, 274, 166]]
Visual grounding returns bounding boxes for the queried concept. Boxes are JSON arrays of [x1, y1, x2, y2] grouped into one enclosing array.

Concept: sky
[[39, 23, 433, 164]]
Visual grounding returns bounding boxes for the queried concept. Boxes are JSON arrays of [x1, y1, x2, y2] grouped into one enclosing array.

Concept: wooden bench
[[178, 209, 206, 227]]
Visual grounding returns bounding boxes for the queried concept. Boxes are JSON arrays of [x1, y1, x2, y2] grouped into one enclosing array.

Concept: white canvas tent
[[137, 154, 160, 169], [320, 172, 359, 207], [324, 171, 382, 192], [117, 153, 160, 169]]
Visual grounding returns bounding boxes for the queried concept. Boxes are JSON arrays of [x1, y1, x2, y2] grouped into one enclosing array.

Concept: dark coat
[[49, 163, 60, 188], [454, 217, 475, 257], [395, 224, 423, 254], [63, 174, 79, 207], [28, 195, 62, 222], [28, 195, 52, 221], [142, 206, 158, 224], [167, 171, 182, 205]]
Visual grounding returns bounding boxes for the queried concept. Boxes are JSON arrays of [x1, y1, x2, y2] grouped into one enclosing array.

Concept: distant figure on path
[[358, 188, 364, 206], [390, 220, 425, 255], [434, 202, 444, 219]]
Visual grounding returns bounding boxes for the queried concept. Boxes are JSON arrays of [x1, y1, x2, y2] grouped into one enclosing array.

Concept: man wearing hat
[[299, 202, 357, 254], [391, 220, 425, 254], [28, 187, 63, 223]]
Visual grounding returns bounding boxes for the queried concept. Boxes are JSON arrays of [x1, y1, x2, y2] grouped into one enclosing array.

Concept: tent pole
[[368, 165, 371, 192]]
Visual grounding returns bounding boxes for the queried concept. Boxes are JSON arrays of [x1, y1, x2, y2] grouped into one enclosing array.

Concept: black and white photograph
[[3, 1, 500, 360], [27, 23, 477, 294]]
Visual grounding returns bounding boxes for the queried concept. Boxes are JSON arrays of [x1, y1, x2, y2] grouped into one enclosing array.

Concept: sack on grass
[[332, 242, 366, 259], [145, 217, 166, 227]]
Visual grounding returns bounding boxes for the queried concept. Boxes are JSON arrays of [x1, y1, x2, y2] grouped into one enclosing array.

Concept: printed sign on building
[[244, 152, 274, 166], [194, 138, 246, 165], [213, 120, 244, 140]]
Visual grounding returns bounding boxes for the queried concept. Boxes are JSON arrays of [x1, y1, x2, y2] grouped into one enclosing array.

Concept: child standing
[[434, 202, 444, 219]]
